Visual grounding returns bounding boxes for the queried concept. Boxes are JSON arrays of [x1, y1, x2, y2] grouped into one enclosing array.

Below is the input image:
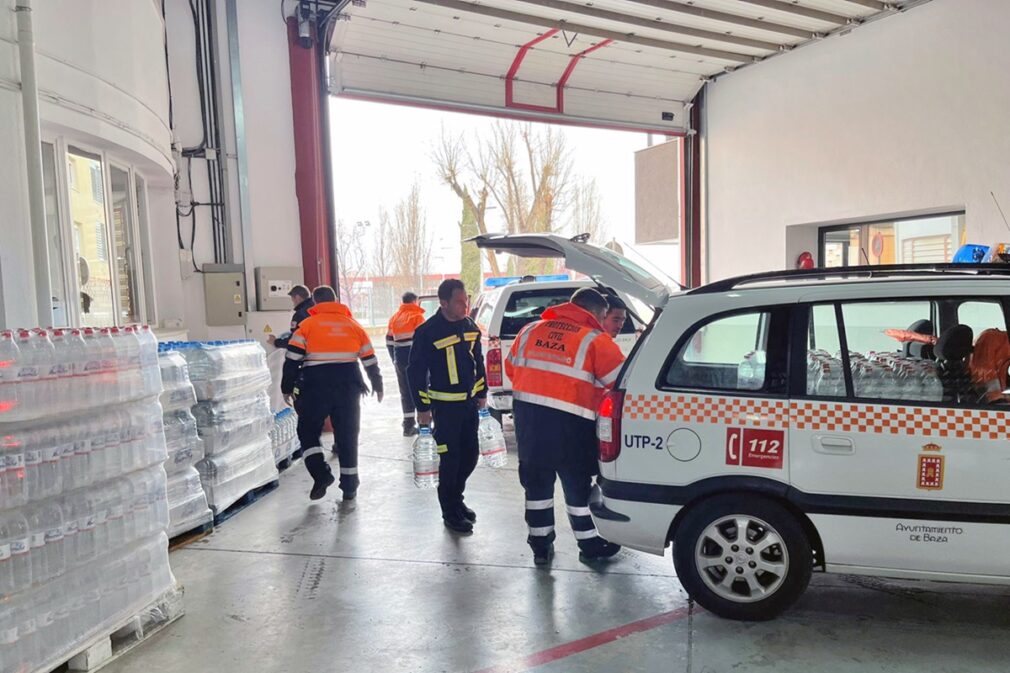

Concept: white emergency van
[[475, 233, 1010, 621]]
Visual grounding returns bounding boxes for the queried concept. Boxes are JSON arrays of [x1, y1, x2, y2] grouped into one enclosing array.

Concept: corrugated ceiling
[[328, 0, 930, 133]]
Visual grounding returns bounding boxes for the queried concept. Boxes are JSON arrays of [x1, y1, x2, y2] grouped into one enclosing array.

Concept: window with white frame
[[43, 141, 154, 327]]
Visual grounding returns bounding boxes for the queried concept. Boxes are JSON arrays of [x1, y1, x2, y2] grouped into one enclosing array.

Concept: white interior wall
[[159, 0, 302, 339], [704, 0, 1010, 281], [0, 0, 172, 329]]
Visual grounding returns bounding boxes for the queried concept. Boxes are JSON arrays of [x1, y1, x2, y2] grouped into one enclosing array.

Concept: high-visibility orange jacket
[[386, 303, 426, 349], [281, 301, 381, 395], [505, 302, 625, 421]]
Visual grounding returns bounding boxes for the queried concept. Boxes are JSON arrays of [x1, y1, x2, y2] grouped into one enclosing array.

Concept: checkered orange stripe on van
[[790, 402, 1010, 441], [623, 394, 1010, 441], [624, 394, 789, 429]]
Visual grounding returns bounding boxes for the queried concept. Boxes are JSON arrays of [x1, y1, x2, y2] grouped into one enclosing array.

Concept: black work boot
[[578, 539, 621, 564], [403, 419, 419, 437], [459, 503, 476, 523], [533, 544, 555, 567], [339, 472, 360, 501], [310, 472, 335, 501], [442, 514, 474, 534]]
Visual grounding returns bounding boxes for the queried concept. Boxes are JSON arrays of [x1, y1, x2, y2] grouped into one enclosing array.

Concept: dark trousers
[[519, 461, 602, 552], [431, 400, 479, 517], [393, 350, 416, 429], [295, 384, 361, 492]]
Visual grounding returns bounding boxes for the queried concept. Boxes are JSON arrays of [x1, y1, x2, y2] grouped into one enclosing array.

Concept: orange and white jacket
[[505, 302, 625, 421], [386, 303, 426, 350], [281, 301, 381, 395]]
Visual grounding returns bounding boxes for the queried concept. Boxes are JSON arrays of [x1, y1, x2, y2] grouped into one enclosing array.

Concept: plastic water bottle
[[48, 329, 73, 414], [0, 510, 31, 596], [15, 331, 42, 420], [2, 432, 26, 508], [477, 409, 508, 468], [0, 331, 20, 421], [412, 427, 439, 489]]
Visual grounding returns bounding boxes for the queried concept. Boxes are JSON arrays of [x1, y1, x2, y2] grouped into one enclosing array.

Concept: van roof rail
[[690, 263, 1010, 295]]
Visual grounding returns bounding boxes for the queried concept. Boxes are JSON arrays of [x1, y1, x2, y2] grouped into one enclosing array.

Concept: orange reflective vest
[[386, 303, 426, 348], [505, 302, 625, 421], [286, 301, 377, 368]]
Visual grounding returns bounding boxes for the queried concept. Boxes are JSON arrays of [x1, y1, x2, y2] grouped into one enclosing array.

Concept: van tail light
[[597, 390, 625, 463], [486, 346, 503, 387]]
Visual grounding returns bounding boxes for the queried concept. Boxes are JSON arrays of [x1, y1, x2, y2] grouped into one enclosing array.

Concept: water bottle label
[[22, 617, 36, 635], [84, 359, 101, 373], [0, 543, 10, 561], [25, 450, 41, 466], [63, 520, 78, 536], [80, 515, 96, 532], [39, 610, 54, 627], [95, 508, 108, 526], [17, 366, 39, 379], [30, 532, 45, 548], [11, 537, 28, 555], [6, 453, 24, 470], [109, 504, 124, 520], [61, 443, 75, 459], [75, 439, 92, 456], [44, 446, 62, 463], [49, 363, 68, 377], [174, 448, 193, 464], [45, 528, 63, 543]]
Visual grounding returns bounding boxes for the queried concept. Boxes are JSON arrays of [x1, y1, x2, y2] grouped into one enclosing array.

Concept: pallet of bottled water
[[0, 326, 180, 673], [165, 468, 212, 539], [156, 350, 212, 539], [197, 437, 278, 515], [270, 409, 299, 466], [167, 341, 272, 402]]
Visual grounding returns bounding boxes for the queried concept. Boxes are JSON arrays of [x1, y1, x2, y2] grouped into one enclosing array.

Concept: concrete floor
[[104, 351, 1010, 673]]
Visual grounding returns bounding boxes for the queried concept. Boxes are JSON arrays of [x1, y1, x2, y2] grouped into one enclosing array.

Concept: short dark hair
[[604, 294, 627, 312], [438, 278, 466, 302], [312, 285, 337, 303], [402, 292, 418, 304], [289, 285, 310, 301], [571, 287, 608, 315]]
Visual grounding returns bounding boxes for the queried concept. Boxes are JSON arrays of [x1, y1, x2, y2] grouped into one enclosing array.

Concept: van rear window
[[501, 289, 575, 337], [500, 288, 636, 337]]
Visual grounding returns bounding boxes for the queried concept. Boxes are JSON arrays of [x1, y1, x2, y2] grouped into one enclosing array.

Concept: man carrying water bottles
[[282, 285, 383, 502], [505, 288, 625, 567], [407, 279, 487, 534]]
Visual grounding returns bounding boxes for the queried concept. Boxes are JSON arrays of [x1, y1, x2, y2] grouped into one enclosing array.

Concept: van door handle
[[815, 436, 855, 455]]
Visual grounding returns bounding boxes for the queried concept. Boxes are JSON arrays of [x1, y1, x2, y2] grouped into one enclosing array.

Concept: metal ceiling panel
[[328, 0, 929, 133]]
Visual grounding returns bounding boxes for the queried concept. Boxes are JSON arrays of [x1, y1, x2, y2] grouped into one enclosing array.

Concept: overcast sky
[[328, 97, 680, 281]]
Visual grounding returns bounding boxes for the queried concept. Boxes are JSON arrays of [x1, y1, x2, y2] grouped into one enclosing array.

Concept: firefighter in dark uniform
[[282, 285, 383, 501], [407, 279, 487, 533], [269, 284, 314, 350]]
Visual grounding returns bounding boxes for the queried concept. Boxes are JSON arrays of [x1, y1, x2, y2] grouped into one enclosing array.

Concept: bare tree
[[334, 219, 367, 306], [371, 208, 393, 279], [567, 177, 608, 244], [390, 182, 433, 293], [433, 120, 574, 276], [432, 130, 500, 276]]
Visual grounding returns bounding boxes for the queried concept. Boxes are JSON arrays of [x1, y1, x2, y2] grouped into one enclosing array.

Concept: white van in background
[[470, 278, 643, 423]]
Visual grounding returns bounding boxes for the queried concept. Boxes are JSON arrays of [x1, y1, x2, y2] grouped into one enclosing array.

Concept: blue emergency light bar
[[483, 274, 570, 288]]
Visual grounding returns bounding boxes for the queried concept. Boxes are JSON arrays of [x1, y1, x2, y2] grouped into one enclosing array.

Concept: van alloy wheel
[[695, 514, 788, 603]]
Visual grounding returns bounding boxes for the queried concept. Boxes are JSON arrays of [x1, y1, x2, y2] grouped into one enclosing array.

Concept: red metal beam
[[287, 17, 333, 289], [556, 39, 613, 113], [505, 29, 559, 112]]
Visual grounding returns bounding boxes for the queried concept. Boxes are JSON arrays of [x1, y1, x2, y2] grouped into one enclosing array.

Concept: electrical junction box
[[203, 263, 246, 326], [255, 266, 304, 311]]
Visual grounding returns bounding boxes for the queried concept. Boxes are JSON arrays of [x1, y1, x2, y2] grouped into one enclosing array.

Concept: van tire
[[672, 494, 812, 621]]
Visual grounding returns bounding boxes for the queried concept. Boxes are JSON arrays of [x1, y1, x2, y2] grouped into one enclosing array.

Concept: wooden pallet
[[167, 520, 215, 551], [212, 479, 280, 526], [45, 585, 184, 672]]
